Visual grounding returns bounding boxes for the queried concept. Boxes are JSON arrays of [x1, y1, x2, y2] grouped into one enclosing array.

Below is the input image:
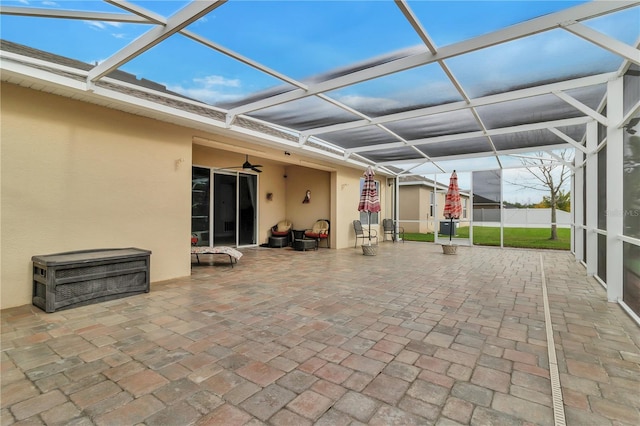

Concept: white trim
[[594, 274, 607, 291], [619, 301, 640, 327], [619, 234, 640, 246]]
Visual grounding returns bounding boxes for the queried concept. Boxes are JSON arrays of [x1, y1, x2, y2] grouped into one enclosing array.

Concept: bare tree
[[515, 150, 573, 240]]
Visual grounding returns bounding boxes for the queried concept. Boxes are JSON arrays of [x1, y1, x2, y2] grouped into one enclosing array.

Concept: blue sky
[[3, 0, 636, 107]]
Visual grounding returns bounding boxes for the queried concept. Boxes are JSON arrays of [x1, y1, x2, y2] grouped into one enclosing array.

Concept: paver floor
[[1, 243, 639, 425]]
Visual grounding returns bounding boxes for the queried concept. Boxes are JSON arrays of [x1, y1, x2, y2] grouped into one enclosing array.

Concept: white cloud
[[167, 75, 245, 104], [85, 21, 106, 30], [84, 20, 122, 33], [194, 75, 241, 88]]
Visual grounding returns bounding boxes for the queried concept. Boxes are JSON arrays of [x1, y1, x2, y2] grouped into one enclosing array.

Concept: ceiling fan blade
[[251, 166, 263, 173]]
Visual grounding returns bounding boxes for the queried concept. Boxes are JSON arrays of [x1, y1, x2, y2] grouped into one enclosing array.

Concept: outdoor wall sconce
[[303, 190, 311, 204], [175, 157, 185, 170], [266, 193, 273, 201]]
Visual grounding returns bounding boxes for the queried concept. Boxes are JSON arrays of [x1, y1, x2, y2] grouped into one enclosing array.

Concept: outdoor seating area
[[2, 243, 638, 425], [353, 219, 378, 247]]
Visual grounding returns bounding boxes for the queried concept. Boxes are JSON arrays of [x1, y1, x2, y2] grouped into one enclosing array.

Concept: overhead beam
[[548, 128, 587, 154], [347, 116, 591, 154], [562, 21, 640, 66], [181, 29, 308, 91], [302, 72, 615, 137], [87, 1, 226, 82], [552, 90, 608, 126], [104, 0, 166, 24], [394, 0, 438, 54], [0, 5, 148, 23], [228, 1, 635, 116], [377, 143, 571, 167]]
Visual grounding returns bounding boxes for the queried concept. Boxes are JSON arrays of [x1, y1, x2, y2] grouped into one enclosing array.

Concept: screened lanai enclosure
[[1, 1, 639, 318]]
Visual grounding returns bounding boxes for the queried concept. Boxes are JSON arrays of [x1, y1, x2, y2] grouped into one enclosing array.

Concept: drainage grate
[[539, 254, 566, 426]]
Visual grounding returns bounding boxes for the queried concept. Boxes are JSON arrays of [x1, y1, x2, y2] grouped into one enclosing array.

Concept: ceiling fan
[[223, 155, 263, 173]]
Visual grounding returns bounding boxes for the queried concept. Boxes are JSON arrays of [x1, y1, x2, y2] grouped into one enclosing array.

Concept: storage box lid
[[32, 248, 151, 266]]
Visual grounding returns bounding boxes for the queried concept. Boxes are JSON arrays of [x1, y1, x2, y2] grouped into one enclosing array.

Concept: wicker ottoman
[[294, 239, 317, 251], [269, 236, 288, 248]]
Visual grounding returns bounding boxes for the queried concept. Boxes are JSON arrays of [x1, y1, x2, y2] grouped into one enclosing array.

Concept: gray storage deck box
[[32, 248, 151, 313]]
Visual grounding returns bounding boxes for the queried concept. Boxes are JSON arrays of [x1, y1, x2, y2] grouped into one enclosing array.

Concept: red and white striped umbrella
[[358, 166, 380, 243], [358, 166, 381, 214], [443, 171, 462, 241], [443, 171, 462, 220]]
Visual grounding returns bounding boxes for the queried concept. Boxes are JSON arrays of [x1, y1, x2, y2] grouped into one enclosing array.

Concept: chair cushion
[[276, 220, 292, 233], [305, 232, 327, 239]]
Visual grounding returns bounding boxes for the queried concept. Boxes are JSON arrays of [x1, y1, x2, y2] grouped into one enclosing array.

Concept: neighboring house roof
[[399, 175, 469, 197], [472, 194, 502, 205]]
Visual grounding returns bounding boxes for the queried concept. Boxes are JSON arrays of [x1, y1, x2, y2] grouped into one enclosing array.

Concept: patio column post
[[606, 76, 624, 302], [585, 121, 598, 276], [574, 150, 584, 264], [395, 176, 400, 241]]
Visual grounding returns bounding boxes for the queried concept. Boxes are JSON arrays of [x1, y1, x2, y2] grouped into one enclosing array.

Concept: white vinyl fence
[[473, 208, 571, 228]]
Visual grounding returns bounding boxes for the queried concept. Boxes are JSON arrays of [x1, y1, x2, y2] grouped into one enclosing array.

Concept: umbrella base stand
[[441, 244, 458, 255], [362, 244, 378, 256]]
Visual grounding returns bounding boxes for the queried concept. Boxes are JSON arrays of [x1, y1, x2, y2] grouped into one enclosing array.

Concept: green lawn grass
[[404, 226, 570, 250]]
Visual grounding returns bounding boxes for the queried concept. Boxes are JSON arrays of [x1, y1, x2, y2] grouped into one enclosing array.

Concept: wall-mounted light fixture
[[175, 158, 185, 170]]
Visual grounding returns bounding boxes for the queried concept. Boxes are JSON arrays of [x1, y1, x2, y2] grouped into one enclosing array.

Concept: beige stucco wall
[[1, 83, 393, 309], [399, 185, 469, 234], [1, 83, 192, 309]]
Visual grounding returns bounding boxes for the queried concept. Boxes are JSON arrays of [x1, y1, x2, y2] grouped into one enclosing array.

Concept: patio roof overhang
[[1, 0, 638, 176]]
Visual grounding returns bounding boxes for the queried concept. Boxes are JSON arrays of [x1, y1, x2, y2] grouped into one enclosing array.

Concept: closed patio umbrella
[[443, 170, 462, 243], [358, 166, 380, 245]]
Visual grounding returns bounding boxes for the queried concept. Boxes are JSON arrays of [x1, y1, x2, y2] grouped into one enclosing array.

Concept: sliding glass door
[[192, 167, 257, 247]]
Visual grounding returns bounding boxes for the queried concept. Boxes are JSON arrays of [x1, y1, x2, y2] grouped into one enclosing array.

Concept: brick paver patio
[[2, 243, 639, 425]]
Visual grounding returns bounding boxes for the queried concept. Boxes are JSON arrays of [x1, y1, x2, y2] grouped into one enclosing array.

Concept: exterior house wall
[[399, 186, 423, 233], [283, 165, 331, 235], [1, 82, 389, 309], [1, 83, 192, 309]]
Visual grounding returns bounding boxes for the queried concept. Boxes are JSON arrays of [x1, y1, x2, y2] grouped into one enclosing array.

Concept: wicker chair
[[304, 219, 330, 248], [353, 220, 378, 247], [271, 220, 293, 246]]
